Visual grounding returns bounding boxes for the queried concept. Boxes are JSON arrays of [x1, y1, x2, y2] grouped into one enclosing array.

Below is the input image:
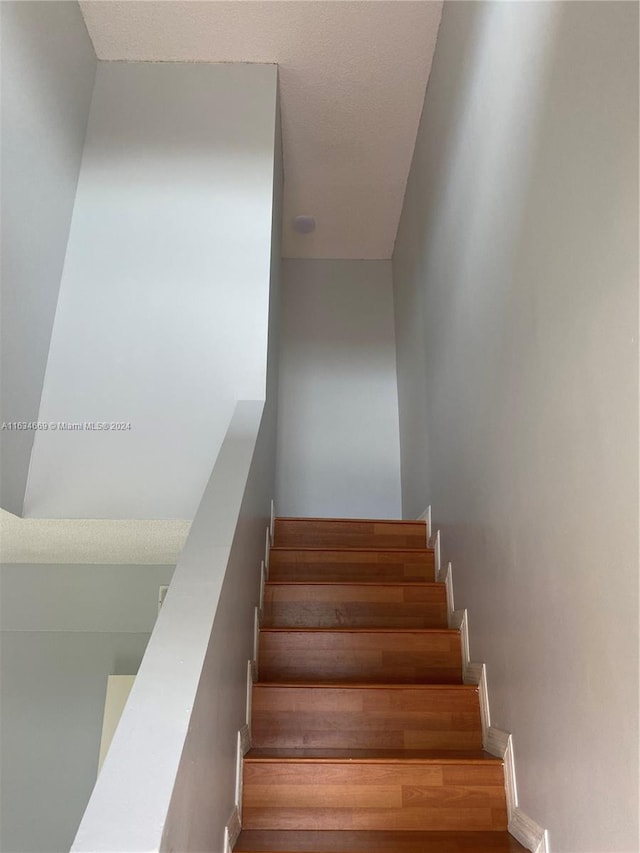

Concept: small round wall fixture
[[293, 215, 316, 234]]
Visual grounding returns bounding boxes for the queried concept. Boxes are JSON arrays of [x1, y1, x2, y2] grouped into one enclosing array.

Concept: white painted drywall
[[161, 112, 281, 851], [70, 403, 269, 852], [72, 111, 281, 851], [276, 260, 402, 518], [0, 1, 96, 515], [161, 401, 276, 852], [0, 563, 175, 633], [393, 3, 638, 852], [24, 61, 278, 519], [0, 563, 173, 853]]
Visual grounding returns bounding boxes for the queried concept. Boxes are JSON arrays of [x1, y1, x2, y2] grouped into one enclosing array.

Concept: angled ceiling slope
[[79, 0, 443, 259]]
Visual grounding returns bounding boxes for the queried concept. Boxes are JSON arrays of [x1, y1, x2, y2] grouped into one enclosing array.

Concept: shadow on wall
[[394, 1, 561, 520]]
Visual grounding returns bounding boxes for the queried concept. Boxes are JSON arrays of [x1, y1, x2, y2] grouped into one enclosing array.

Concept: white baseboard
[[234, 724, 251, 825], [269, 499, 275, 545], [450, 608, 469, 671], [436, 524, 550, 853], [510, 808, 549, 853], [259, 560, 267, 610], [245, 659, 254, 733], [443, 561, 455, 619], [224, 806, 241, 853], [239, 723, 251, 756], [463, 661, 491, 747], [433, 529, 441, 578], [253, 607, 260, 664], [502, 731, 518, 825], [417, 505, 431, 541], [485, 725, 510, 757], [264, 527, 271, 571], [485, 726, 517, 825]]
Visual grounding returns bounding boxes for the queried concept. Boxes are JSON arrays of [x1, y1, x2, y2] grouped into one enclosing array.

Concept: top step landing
[[273, 518, 428, 550]]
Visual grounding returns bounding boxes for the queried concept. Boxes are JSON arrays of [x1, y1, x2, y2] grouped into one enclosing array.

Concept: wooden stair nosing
[[234, 829, 530, 852], [245, 748, 501, 764], [264, 579, 442, 586], [260, 624, 457, 632], [269, 546, 434, 553], [253, 682, 478, 690], [275, 517, 427, 524]]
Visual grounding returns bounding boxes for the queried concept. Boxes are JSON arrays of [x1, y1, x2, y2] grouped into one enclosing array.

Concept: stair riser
[[274, 520, 427, 549], [242, 762, 507, 831], [251, 687, 482, 751], [258, 631, 463, 684], [263, 585, 448, 629], [269, 551, 435, 584]]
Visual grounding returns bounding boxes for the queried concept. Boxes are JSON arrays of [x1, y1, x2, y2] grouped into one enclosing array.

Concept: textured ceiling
[[0, 510, 190, 563], [79, 1, 443, 259]]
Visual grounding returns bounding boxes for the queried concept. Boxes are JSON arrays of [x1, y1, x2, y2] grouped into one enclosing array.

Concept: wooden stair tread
[[234, 829, 529, 852], [265, 580, 441, 586], [254, 682, 478, 690], [245, 748, 501, 764], [256, 678, 465, 686]]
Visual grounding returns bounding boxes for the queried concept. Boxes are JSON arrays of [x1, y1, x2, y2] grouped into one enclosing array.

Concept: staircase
[[234, 517, 528, 853]]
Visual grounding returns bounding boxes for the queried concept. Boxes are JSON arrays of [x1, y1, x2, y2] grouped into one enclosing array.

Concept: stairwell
[[234, 517, 528, 853]]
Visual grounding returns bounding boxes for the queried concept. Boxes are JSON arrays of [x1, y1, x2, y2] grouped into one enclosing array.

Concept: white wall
[[161, 402, 276, 852], [71, 404, 271, 853], [0, 563, 173, 853], [0, 1, 96, 515], [276, 260, 402, 518], [393, 3, 638, 852], [0, 563, 175, 633], [163, 103, 282, 853], [24, 61, 278, 520], [72, 104, 282, 852]]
